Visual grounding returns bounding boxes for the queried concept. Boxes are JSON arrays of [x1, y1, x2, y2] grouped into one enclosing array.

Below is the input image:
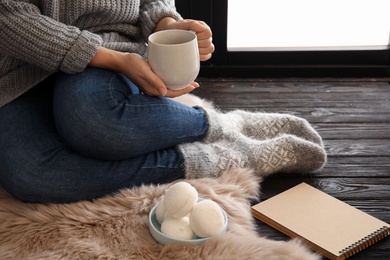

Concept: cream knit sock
[[204, 109, 323, 146], [179, 131, 326, 179]]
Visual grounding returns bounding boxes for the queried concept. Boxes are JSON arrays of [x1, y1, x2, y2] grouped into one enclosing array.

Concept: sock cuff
[[178, 142, 219, 179], [202, 109, 223, 143]]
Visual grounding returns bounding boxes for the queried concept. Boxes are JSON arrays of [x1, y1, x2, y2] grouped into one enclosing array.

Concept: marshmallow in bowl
[[155, 200, 169, 224], [161, 216, 195, 240], [189, 199, 225, 238], [163, 182, 198, 218]]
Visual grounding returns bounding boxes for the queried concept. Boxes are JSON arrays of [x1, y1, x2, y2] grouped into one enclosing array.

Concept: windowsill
[[227, 45, 390, 52]]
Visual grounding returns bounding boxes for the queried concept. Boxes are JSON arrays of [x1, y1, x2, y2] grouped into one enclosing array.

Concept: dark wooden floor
[[192, 78, 390, 260]]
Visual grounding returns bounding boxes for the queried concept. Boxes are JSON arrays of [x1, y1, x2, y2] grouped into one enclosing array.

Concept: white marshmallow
[[155, 200, 169, 224], [189, 199, 225, 238], [161, 216, 195, 240], [163, 182, 198, 218]]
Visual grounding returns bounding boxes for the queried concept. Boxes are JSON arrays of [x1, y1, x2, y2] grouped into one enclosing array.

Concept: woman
[[0, 0, 326, 203]]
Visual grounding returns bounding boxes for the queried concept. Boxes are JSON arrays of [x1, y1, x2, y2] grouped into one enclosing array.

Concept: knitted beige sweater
[[0, 0, 182, 107]]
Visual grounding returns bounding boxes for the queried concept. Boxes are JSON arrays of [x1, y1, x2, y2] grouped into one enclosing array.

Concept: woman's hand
[[156, 18, 215, 61], [88, 18, 214, 98], [88, 47, 198, 97], [119, 53, 199, 97]]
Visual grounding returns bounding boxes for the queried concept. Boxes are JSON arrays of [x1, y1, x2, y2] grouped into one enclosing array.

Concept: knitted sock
[[179, 131, 326, 179], [204, 109, 323, 146]]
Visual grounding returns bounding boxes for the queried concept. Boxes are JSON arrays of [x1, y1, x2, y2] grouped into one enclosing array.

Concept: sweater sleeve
[[138, 0, 183, 42], [0, 1, 103, 74]]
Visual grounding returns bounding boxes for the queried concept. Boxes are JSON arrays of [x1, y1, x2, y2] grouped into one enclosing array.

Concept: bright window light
[[227, 0, 390, 51]]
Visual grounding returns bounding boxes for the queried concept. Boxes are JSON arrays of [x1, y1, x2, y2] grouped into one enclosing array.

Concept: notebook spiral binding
[[339, 226, 390, 258]]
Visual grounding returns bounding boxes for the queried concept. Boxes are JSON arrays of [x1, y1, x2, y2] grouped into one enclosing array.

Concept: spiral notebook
[[252, 182, 390, 260]]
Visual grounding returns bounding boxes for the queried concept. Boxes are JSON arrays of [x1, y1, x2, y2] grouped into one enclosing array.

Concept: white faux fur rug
[[0, 168, 319, 259]]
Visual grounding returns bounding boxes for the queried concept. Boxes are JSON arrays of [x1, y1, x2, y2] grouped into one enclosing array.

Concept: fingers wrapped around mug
[[163, 19, 215, 61]]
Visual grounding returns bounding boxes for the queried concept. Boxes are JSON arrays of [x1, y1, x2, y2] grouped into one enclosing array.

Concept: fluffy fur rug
[[0, 168, 319, 259]]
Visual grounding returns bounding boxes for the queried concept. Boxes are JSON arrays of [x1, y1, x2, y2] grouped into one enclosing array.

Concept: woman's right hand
[[88, 47, 198, 98]]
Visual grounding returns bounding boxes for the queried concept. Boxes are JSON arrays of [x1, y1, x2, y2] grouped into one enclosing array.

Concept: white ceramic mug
[[147, 30, 200, 90]]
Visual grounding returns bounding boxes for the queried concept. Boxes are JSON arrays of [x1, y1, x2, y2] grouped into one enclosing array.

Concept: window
[[228, 0, 390, 51], [176, 0, 390, 77]]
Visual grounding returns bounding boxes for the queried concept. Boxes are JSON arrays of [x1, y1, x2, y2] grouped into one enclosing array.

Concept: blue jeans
[[0, 68, 208, 203]]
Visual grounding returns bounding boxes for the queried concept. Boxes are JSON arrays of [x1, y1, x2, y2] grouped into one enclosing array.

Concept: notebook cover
[[251, 182, 390, 260]]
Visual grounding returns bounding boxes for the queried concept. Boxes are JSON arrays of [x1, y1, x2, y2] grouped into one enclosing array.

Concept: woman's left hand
[[156, 18, 215, 61]]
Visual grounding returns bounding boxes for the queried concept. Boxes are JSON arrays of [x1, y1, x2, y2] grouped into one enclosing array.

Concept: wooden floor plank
[[322, 157, 390, 177], [317, 124, 390, 139], [325, 139, 390, 156]]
